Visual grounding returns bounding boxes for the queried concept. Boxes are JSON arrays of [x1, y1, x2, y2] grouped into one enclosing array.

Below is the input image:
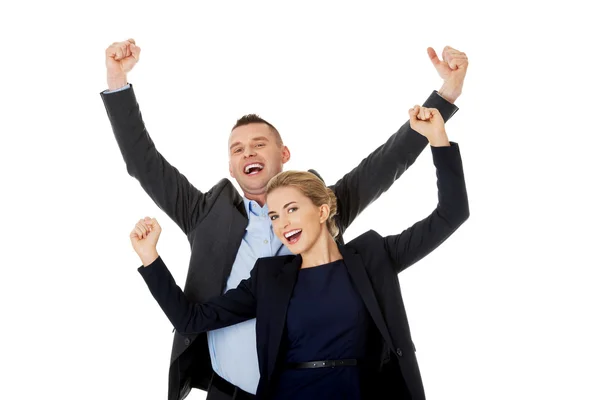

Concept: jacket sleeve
[[331, 91, 459, 237], [100, 85, 216, 234], [138, 256, 258, 334], [383, 143, 469, 274]]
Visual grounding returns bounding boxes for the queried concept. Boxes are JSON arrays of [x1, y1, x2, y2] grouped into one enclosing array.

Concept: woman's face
[[267, 186, 328, 254]]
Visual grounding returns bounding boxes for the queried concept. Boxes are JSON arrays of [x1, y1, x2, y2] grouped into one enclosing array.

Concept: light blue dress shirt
[[207, 198, 293, 394], [104, 86, 292, 394]]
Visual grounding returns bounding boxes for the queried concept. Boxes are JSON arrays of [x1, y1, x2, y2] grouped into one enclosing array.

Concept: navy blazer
[[139, 143, 469, 399]]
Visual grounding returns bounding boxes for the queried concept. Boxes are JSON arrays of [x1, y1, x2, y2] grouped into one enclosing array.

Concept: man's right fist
[[105, 39, 141, 90]]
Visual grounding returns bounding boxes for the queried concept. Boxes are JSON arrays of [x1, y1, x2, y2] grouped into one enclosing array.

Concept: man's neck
[[244, 192, 267, 207]]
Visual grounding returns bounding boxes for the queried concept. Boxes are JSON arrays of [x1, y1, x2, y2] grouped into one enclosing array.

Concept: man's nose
[[243, 147, 257, 158]]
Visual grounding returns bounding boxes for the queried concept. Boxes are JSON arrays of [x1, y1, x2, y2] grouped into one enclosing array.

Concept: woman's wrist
[[429, 131, 450, 147], [140, 250, 159, 267]]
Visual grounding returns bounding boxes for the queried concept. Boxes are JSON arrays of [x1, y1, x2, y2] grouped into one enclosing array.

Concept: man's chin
[[238, 179, 270, 194]]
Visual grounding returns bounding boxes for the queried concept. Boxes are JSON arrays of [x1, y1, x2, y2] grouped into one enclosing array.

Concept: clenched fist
[[408, 106, 449, 147], [130, 217, 161, 266], [106, 39, 141, 90]]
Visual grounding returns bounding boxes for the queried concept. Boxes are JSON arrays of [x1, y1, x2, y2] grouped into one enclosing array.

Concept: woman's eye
[[270, 215, 278, 221], [288, 207, 297, 213]]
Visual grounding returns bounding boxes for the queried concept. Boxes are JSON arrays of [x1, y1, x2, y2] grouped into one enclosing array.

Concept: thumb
[[408, 106, 419, 127], [427, 47, 442, 68]]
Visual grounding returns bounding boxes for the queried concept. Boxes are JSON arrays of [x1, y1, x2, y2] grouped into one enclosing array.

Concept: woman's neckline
[[299, 258, 344, 270]]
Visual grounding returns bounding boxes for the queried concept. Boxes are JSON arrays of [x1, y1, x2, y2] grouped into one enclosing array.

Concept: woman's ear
[[319, 204, 330, 224]]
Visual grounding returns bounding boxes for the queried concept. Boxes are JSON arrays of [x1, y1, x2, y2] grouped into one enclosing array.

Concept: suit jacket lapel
[[267, 256, 301, 380], [340, 245, 395, 350], [222, 198, 249, 283]]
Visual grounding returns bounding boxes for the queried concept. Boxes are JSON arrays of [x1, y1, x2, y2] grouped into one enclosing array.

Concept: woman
[[130, 105, 469, 399]]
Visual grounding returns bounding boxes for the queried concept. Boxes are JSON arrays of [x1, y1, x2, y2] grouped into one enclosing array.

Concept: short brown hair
[[232, 114, 283, 146], [266, 171, 339, 239]]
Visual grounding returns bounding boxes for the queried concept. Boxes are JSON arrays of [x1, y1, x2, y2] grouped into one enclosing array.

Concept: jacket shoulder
[[345, 229, 383, 250], [204, 178, 242, 205]]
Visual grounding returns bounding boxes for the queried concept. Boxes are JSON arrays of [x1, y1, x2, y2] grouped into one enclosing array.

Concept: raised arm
[[139, 256, 257, 334], [331, 46, 468, 237], [130, 217, 257, 334], [101, 39, 214, 234], [383, 106, 469, 273]]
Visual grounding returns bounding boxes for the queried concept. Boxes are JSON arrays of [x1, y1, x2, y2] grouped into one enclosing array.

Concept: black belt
[[209, 372, 255, 399], [286, 358, 358, 369]]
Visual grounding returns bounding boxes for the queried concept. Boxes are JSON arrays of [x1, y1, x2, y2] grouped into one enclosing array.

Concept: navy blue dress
[[273, 259, 373, 400]]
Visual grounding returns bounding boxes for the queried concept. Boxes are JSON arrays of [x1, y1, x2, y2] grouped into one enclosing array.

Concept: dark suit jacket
[[139, 144, 469, 399], [100, 85, 458, 400]]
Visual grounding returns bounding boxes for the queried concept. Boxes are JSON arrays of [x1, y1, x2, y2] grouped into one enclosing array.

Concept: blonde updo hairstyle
[[266, 171, 339, 239]]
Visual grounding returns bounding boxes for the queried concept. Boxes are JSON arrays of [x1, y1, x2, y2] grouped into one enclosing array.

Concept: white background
[[1, 1, 598, 399]]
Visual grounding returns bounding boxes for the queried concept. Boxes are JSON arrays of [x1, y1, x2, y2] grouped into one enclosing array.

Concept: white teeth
[[284, 229, 302, 239], [244, 163, 264, 173]]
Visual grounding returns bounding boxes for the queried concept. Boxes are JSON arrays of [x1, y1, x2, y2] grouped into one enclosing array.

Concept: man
[[100, 39, 468, 400]]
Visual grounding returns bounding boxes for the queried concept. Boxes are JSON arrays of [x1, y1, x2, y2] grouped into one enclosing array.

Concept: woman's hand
[[130, 217, 162, 266], [408, 105, 450, 147]]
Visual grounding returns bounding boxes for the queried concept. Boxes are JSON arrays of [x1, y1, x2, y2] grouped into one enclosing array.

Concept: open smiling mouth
[[244, 163, 264, 176], [284, 229, 302, 244]]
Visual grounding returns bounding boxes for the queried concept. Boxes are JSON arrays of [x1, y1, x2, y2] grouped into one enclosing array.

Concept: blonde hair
[[266, 171, 339, 239]]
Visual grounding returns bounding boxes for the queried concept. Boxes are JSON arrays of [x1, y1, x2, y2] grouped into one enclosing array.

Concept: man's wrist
[[437, 82, 462, 104], [107, 74, 128, 91]]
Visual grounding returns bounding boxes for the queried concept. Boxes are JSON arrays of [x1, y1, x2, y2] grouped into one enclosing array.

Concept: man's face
[[228, 123, 290, 195]]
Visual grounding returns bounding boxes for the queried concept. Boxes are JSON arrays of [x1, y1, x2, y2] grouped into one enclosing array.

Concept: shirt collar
[[243, 197, 269, 217]]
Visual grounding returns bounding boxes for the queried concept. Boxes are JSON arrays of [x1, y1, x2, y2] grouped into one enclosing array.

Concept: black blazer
[[139, 144, 469, 399], [100, 85, 458, 399]]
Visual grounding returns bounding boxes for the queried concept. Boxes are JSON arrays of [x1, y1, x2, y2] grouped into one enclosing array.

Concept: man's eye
[[233, 148, 242, 154], [256, 143, 265, 148]]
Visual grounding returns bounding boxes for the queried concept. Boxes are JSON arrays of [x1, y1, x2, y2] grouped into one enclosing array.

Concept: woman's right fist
[[408, 105, 449, 147], [130, 217, 161, 266], [105, 39, 141, 89]]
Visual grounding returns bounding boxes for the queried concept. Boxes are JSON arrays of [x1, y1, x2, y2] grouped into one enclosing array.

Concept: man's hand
[[408, 106, 450, 147], [106, 39, 141, 90], [130, 217, 161, 266], [428, 46, 468, 104]]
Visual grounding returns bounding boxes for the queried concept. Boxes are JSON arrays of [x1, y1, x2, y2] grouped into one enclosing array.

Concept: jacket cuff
[[431, 142, 461, 167], [137, 255, 165, 276], [100, 83, 139, 119], [423, 90, 459, 122]]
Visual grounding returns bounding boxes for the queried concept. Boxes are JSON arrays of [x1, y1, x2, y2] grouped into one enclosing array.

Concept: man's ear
[[281, 146, 291, 164]]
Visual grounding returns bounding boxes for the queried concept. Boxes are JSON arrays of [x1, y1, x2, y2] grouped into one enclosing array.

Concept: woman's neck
[[299, 231, 342, 269]]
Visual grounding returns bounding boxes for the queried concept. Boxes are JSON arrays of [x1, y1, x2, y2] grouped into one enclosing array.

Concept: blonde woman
[[131, 105, 469, 400]]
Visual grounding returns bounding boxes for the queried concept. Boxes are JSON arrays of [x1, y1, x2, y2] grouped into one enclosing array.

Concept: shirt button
[[396, 348, 403, 357], [184, 338, 191, 346], [264, 240, 269, 244]]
